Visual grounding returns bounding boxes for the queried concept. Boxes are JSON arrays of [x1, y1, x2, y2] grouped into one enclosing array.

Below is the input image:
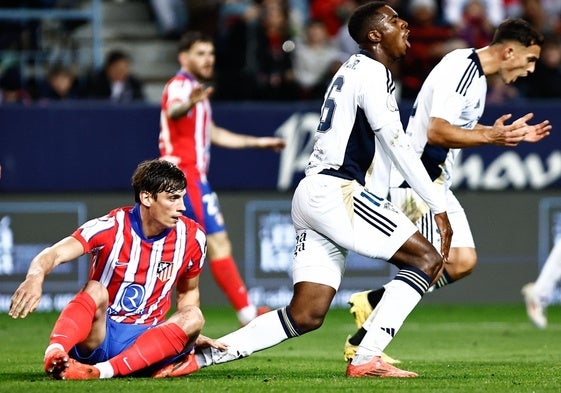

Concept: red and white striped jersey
[[72, 205, 206, 326], [158, 71, 212, 182]]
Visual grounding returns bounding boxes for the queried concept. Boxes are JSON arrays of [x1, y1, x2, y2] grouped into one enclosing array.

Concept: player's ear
[[368, 29, 382, 44], [139, 190, 153, 207], [503, 46, 515, 60]]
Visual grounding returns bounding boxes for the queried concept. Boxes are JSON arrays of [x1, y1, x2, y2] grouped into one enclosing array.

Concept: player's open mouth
[[404, 31, 410, 48]]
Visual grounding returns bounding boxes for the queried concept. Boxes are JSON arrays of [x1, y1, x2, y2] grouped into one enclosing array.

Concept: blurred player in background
[[344, 17, 551, 362], [8, 159, 226, 380], [522, 240, 561, 328], [159, 31, 286, 326], [153, 2, 452, 379]]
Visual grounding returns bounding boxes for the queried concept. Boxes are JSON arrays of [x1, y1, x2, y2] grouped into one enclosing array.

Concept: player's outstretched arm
[[9, 236, 84, 319], [210, 123, 286, 151]]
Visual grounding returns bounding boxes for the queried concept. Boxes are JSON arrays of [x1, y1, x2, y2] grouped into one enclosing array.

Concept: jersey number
[[318, 76, 344, 132]]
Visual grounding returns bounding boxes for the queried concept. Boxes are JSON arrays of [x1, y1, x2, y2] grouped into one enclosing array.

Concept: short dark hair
[[177, 31, 213, 54], [105, 49, 130, 68], [347, 1, 388, 45], [491, 18, 544, 47], [131, 159, 186, 203]]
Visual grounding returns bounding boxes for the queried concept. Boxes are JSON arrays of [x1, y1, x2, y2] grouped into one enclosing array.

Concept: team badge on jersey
[[157, 261, 174, 281], [386, 94, 399, 112]]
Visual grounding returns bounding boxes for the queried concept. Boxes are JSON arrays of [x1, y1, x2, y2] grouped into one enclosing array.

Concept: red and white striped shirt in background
[[158, 71, 212, 183]]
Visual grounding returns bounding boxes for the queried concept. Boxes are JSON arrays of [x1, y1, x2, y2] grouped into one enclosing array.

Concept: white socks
[[534, 240, 561, 304], [197, 309, 291, 367], [353, 279, 423, 365]]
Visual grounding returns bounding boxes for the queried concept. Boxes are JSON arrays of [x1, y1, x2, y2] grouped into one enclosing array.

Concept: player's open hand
[[195, 334, 228, 351], [8, 277, 43, 319], [510, 113, 552, 143], [189, 85, 214, 106], [490, 113, 528, 146]]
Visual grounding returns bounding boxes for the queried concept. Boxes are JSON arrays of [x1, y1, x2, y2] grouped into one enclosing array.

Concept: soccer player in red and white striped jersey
[[9, 159, 226, 380], [159, 32, 286, 326]]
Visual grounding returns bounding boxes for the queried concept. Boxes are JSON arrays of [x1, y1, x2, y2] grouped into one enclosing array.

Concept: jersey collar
[[130, 204, 171, 242], [359, 49, 375, 60], [177, 70, 196, 81], [468, 49, 484, 77]]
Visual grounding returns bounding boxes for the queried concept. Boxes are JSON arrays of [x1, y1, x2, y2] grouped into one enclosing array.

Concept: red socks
[[110, 323, 188, 376], [210, 256, 250, 310], [49, 292, 96, 352]]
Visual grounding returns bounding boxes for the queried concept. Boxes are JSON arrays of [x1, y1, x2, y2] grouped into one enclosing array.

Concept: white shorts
[[389, 186, 474, 250], [290, 174, 418, 290]]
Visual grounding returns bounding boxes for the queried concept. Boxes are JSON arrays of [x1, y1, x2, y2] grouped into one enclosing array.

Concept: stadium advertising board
[[538, 197, 561, 304], [243, 200, 397, 308], [0, 202, 88, 312], [1, 102, 560, 192]]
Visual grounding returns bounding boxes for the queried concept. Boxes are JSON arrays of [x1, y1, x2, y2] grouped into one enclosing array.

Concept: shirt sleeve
[[71, 214, 115, 254], [429, 61, 466, 124], [167, 78, 193, 106], [359, 65, 400, 131], [376, 120, 447, 215], [359, 64, 446, 214]]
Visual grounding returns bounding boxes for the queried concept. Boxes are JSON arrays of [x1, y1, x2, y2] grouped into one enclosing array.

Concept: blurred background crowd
[[0, 0, 560, 105]]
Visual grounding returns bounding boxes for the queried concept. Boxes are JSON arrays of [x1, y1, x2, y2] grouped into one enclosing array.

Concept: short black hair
[[104, 49, 130, 68], [491, 18, 544, 47], [131, 159, 186, 203], [177, 31, 213, 54], [347, 1, 388, 45]]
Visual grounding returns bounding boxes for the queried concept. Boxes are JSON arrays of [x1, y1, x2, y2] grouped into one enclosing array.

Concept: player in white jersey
[[153, 2, 452, 379], [344, 18, 552, 361]]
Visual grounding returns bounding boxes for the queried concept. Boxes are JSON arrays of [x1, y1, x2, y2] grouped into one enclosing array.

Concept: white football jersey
[[306, 52, 446, 214], [398, 48, 487, 189]]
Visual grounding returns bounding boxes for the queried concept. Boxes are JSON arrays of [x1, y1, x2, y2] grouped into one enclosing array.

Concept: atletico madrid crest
[[157, 261, 174, 281]]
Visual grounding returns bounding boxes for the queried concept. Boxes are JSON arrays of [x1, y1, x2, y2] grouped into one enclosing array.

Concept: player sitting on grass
[[8, 159, 225, 380]]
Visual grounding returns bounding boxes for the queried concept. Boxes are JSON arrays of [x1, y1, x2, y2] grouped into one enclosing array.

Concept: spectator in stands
[[149, 0, 189, 40], [514, 0, 560, 35], [86, 50, 145, 102], [454, 0, 495, 48], [517, 34, 561, 99], [400, 0, 467, 99], [292, 19, 341, 100], [213, 0, 261, 100], [335, 0, 370, 61], [250, 0, 298, 100], [36, 63, 81, 101], [310, 0, 357, 37], [443, 0, 504, 29], [0, 66, 31, 105], [286, 0, 310, 37]]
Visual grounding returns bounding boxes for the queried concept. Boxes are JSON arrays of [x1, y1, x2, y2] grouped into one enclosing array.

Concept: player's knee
[[82, 280, 109, 308], [171, 305, 205, 335], [292, 309, 326, 333], [420, 248, 444, 280]]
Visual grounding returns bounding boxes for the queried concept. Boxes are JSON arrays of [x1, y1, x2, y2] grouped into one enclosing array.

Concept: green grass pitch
[[1, 304, 560, 392]]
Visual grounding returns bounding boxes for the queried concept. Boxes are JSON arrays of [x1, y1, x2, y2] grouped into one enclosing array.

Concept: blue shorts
[[69, 317, 192, 377], [184, 180, 226, 235]]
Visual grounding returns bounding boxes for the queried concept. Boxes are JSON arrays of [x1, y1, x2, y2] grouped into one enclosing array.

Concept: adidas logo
[[380, 327, 396, 337]]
